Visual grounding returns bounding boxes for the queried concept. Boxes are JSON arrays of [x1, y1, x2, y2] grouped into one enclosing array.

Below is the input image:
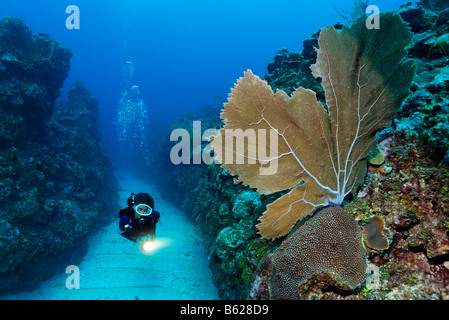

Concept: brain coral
[[270, 206, 367, 299]]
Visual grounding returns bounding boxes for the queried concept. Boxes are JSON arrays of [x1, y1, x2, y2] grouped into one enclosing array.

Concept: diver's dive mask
[[134, 203, 153, 216]]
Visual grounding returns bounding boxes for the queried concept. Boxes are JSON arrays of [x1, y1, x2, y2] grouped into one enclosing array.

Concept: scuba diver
[[119, 192, 161, 249]]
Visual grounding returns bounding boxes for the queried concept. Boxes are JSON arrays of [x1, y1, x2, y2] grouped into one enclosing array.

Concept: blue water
[[0, 0, 411, 163]]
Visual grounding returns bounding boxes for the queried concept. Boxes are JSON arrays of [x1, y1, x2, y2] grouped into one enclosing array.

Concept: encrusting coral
[[361, 216, 389, 250], [211, 12, 416, 239]]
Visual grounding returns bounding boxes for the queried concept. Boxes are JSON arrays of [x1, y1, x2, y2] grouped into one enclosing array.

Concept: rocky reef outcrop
[[0, 17, 118, 294]]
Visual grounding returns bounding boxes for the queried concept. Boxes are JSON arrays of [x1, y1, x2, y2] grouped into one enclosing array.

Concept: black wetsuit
[[119, 207, 160, 242]]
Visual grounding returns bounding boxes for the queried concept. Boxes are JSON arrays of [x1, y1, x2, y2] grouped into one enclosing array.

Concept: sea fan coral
[[211, 12, 415, 239], [270, 206, 367, 299]]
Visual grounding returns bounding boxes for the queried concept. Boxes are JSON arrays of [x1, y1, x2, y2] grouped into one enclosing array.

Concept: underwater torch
[[140, 239, 154, 252], [138, 237, 171, 255]]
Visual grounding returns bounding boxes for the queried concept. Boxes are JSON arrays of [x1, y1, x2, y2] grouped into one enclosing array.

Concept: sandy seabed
[[1, 171, 219, 300]]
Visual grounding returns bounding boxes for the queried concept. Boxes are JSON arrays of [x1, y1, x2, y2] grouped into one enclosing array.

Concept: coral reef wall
[[155, 1, 449, 300], [0, 17, 70, 147], [0, 17, 118, 294]]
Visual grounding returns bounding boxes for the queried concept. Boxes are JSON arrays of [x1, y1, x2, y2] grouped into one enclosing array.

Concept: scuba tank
[[119, 193, 135, 218], [127, 192, 135, 207]]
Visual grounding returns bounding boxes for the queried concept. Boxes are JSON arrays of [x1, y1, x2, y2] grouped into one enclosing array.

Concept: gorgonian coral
[[211, 12, 415, 239]]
